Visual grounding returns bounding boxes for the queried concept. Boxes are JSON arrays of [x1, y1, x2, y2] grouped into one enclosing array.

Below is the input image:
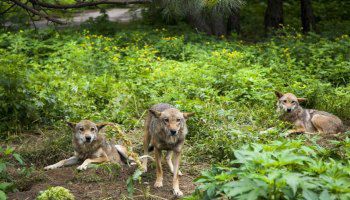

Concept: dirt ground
[[6, 129, 207, 200], [7, 159, 205, 200]]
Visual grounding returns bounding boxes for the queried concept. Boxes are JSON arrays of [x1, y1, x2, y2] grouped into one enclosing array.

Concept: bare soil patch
[[8, 161, 205, 200], [6, 129, 207, 200]]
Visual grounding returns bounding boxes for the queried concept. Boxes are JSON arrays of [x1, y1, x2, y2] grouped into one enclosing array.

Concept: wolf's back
[[150, 103, 175, 112]]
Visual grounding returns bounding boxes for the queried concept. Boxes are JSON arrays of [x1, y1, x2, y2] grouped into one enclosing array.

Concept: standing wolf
[[44, 120, 132, 171], [142, 103, 194, 197], [275, 91, 344, 135]]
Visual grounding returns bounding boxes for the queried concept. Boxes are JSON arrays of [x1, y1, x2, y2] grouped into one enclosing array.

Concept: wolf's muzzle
[[170, 130, 177, 136], [85, 136, 92, 142]]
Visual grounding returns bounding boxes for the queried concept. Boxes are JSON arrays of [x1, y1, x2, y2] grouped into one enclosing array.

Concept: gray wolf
[[44, 120, 132, 170], [275, 91, 344, 135], [142, 103, 194, 197]]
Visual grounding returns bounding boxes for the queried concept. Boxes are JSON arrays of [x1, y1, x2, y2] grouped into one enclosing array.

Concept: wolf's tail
[[139, 154, 154, 161], [115, 145, 154, 165]]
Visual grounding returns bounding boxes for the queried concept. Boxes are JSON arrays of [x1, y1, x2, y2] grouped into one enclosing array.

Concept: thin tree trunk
[[300, 0, 316, 33], [227, 10, 241, 35], [209, 11, 227, 36], [186, 13, 212, 35], [187, 10, 239, 36], [264, 0, 284, 31]]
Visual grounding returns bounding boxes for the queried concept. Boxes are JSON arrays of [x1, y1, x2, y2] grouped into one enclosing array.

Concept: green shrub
[[191, 139, 350, 200], [0, 48, 38, 133], [0, 24, 349, 163], [0, 147, 25, 200], [37, 186, 74, 200]]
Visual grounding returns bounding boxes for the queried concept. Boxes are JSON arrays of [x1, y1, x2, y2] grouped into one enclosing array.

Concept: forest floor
[[6, 129, 208, 200]]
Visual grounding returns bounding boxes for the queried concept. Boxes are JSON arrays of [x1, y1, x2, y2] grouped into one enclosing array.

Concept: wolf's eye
[[176, 118, 181, 122], [283, 100, 287, 103], [164, 118, 169, 123], [291, 101, 296, 104], [91, 128, 95, 132], [79, 127, 84, 131]]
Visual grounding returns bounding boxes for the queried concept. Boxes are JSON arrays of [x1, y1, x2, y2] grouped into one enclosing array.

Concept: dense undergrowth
[[1, 19, 350, 198], [188, 138, 350, 200]]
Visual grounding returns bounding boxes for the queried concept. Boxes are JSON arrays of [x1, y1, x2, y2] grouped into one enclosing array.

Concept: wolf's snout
[[85, 136, 92, 142], [170, 130, 177, 136], [287, 108, 292, 112]]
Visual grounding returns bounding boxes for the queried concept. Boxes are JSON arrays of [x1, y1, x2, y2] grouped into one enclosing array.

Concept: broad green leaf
[[12, 153, 24, 165], [237, 189, 260, 200], [285, 174, 300, 196], [126, 176, 134, 197], [0, 190, 6, 200], [0, 163, 6, 173], [319, 190, 332, 200], [303, 189, 318, 200], [3, 148, 13, 156], [225, 179, 255, 197], [132, 169, 143, 180], [0, 183, 11, 191]]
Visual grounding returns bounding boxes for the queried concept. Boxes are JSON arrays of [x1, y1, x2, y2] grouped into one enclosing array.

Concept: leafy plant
[[36, 186, 75, 200], [192, 139, 350, 199], [0, 147, 25, 199]]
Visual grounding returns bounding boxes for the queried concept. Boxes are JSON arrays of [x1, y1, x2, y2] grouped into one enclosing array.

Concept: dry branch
[[0, 3, 16, 15], [8, 0, 65, 24], [5, 0, 151, 24], [29, 0, 151, 9]]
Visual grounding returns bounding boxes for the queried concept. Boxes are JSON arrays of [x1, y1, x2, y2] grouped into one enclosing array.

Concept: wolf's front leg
[[154, 148, 163, 188], [44, 156, 79, 170], [166, 151, 182, 176], [172, 151, 183, 197], [286, 123, 306, 137], [77, 156, 108, 170]]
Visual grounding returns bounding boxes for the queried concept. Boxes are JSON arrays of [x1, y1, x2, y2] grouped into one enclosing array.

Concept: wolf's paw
[[77, 164, 88, 171], [173, 189, 183, 197], [178, 170, 183, 176], [285, 130, 305, 137], [154, 181, 163, 188], [129, 161, 137, 166], [44, 165, 57, 170]]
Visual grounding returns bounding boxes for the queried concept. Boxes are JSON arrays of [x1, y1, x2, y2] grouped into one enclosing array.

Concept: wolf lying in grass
[[275, 91, 344, 135], [44, 120, 132, 171], [142, 103, 194, 197]]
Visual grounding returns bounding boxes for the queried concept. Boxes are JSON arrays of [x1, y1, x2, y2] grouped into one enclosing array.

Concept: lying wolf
[[275, 91, 344, 135], [44, 120, 132, 170], [142, 103, 194, 197]]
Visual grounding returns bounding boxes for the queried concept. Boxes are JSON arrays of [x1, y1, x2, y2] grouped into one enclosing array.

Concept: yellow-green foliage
[[37, 186, 74, 200], [0, 25, 349, 160], [1, 21, 350, 200]]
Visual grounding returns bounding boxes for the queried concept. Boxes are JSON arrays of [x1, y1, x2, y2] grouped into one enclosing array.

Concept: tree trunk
[[209, 11, 228, 36], [264, 0, 284, 31], [186, 13, 212, 35], [227, 10, 241, 35], [300, 0, 316, 33], [187, 10, 241, 37]]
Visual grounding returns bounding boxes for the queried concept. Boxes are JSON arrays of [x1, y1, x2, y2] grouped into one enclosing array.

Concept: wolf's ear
[[67, 122, 76, 130], [96, 122, 113, 131], [297, 98, 307, 103], [149, 109, 162, 118], [275, 91, 284, 99], [183, 112, 195, 119]]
